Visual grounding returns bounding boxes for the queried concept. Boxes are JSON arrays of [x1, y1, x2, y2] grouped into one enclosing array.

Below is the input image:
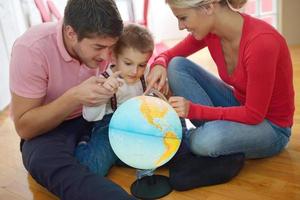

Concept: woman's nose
[[178, 21, 186, 30]]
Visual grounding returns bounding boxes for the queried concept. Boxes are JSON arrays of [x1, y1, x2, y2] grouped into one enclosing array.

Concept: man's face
[[73, 36, 119, 69]]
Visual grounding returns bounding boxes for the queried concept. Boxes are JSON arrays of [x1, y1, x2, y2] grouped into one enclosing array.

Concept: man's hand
[[168, 96, 190, 118], [71, 76, 115, 107]]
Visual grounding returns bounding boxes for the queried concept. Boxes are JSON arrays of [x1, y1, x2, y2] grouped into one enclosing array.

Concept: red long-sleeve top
[[151, 14, 294, 127]]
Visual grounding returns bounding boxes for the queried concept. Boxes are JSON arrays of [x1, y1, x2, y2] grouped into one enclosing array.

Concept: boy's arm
[[82, 104, 107, 122]]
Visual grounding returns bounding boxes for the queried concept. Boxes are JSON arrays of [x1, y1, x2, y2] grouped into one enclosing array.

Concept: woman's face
[[170, 5, 214, 40]]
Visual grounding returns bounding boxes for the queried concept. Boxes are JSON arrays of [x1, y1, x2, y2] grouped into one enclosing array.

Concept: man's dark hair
[[64, 0, 123, 41]]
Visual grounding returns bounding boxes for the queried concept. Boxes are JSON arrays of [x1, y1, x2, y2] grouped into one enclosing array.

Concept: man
[[9, 0, 135, 199]]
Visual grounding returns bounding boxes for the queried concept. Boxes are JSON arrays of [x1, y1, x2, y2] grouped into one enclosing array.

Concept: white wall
[[145, 0, 188, 42], [278, 0, 300, 45], [118, 0, 188, 42]]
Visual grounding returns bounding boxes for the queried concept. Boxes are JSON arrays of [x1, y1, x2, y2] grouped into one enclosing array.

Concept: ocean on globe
[[109, 96, 182, 170]]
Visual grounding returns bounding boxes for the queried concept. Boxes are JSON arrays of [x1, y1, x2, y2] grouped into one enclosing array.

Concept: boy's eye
[[139, 64, 147, 68], [125, 62, 131, 65]]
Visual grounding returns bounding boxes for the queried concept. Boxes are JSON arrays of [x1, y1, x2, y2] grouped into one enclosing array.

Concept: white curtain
[[0, 0, 27, 110]]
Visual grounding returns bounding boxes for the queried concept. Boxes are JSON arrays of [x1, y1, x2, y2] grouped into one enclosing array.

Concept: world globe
[[109, 95, 182, 170]]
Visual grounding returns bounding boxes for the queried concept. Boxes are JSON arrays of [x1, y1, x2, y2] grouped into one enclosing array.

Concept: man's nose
[[100, 47, 111, 60]]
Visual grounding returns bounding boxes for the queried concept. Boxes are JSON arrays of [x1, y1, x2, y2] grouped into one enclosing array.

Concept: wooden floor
[[0, 45, 299, 200]]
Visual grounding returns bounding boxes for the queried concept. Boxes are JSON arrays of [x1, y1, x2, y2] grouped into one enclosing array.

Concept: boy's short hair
[[114, 24, 154, 55], [64, 0, 123, 41]]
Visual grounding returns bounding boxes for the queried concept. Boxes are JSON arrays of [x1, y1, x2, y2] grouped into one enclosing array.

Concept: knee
[[22, 141, 48, 174], [189, 128, 227, 157], [75, 143, 116, 176], [167, 57, 187, 76]]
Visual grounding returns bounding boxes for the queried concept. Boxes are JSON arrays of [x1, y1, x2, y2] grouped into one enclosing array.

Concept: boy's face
[[115, 47, 152, 84]]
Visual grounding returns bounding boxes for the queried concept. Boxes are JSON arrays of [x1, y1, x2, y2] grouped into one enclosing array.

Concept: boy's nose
[[130, 66, 138, 74]]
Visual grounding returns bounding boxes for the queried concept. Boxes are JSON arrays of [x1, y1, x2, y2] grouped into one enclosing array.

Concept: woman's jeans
[[167, 57, 291, 159]]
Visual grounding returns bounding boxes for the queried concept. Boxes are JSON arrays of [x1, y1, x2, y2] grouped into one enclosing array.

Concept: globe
[[109, 95, 182, 170]]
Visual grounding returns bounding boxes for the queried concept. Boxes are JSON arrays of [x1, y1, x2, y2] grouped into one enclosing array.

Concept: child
[[75, 23, 154, 176]]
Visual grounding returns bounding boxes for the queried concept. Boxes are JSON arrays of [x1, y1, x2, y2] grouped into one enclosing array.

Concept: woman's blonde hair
[[166, 0, 247, 10]]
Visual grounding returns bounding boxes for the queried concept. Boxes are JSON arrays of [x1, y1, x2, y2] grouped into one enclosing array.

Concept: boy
[[75, 23, 155, 176]]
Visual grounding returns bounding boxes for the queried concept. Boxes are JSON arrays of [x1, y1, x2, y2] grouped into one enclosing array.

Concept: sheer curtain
[[0, 0, 27, 110]]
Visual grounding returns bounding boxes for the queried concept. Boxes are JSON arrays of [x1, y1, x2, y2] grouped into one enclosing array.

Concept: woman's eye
[[180, 17, 187, 21], [139, 64, 146, 68]]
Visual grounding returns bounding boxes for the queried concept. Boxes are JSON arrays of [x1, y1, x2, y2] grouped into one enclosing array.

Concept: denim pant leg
[[75, 114, 119, 176], [22, 117, 135, 200], [167, 57, 291, 159]]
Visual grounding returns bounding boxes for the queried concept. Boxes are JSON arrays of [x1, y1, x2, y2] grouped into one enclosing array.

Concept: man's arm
[[11, 90, 78, 140], [11, 76, 113, 140]]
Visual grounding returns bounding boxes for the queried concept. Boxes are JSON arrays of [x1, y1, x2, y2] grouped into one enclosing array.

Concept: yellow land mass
[[138, 96, 181, 167], [139, 96, 168, 130], [155, 131, 181, 167]]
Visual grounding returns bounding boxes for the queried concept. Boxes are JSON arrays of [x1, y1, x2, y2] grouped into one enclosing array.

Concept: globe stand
[[130, 174, 172, 200]]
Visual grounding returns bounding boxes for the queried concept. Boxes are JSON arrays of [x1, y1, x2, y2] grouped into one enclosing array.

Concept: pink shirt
[[10, 20, 108, 119]]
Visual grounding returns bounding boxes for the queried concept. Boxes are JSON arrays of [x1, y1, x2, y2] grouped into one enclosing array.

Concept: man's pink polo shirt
[[10, 20, 108, 119]]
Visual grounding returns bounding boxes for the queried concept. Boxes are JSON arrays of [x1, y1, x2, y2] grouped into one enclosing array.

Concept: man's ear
[[64, 25, 78, 42]]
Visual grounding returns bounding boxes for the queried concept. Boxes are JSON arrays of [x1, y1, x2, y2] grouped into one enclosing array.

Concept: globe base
[[130, 175, 172, 199]]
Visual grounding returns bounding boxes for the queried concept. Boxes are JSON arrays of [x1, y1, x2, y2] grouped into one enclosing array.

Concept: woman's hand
[[145, 65, 168, 94], [168, 96, 190, 118]]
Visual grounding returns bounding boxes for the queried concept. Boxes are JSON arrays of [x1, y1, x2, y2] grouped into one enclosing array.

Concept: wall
[[279, 0, 300, 45], [133, 0, 188, 42]]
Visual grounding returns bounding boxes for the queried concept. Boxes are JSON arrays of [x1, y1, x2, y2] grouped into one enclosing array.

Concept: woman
[[147, 0, 294, 191]]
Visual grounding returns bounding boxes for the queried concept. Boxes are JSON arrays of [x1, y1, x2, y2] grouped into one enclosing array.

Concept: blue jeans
[[75, 114, 119, 176], [168, 57, 291, 159], [21, 116, 136, 200]]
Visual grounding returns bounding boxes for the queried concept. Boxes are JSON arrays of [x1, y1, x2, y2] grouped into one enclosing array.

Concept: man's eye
[[94, 47, 104, 50]]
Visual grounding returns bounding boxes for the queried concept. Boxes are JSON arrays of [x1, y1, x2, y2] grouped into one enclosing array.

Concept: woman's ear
[[202, 3, 215, 15]]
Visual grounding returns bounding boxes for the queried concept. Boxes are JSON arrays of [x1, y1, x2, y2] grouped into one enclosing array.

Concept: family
[[9, 0, 294, 199]]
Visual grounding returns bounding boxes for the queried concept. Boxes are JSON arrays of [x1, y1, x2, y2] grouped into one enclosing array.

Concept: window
[[244, 0, 278, 28]]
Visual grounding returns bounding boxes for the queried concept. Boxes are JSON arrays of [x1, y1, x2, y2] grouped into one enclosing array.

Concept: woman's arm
[[187, 34, 285, 125]]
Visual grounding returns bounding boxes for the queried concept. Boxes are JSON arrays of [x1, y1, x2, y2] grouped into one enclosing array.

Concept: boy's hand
[[168, 96, 190, 118], [102, 71, 124, 92]]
